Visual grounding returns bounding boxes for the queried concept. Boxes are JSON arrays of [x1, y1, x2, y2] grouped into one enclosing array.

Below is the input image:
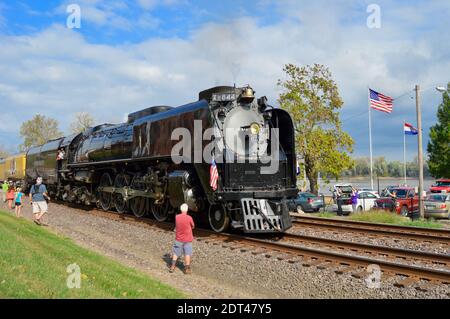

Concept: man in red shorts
[[169, 203, 195, 274]]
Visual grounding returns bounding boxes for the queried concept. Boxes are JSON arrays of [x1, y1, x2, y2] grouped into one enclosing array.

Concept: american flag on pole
[[369, 89, 394, 113], [210, 159, 219, 191]]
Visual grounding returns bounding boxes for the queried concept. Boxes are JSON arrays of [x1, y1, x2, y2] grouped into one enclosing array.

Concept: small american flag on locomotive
[[369, 89, 393, 113], [210, 159, 218, 191]]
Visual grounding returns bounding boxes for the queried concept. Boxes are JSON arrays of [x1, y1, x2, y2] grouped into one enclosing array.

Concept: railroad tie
[[228, 244, 247, 251], [350, 269, 369, 279], [262, 251, 287, 260], [286, 257, 302, 264], [274, 253, 295, 261], [251, 248, 269, 255], [315, 261, 335, 270], [394, 276, 420, 288], [414, 281, 436, 292], [334, 265, 360, 275], [302, 258, 323, 267]]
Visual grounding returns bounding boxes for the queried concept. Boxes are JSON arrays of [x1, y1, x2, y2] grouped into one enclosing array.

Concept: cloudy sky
[[0, 0, 449, 160]]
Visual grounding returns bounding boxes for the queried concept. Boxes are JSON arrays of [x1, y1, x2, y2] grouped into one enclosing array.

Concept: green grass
[[311, 210, 443, 229], [0, 210, 185, 299], [315, 212, 337, 219], [348, 211, 443, 229]]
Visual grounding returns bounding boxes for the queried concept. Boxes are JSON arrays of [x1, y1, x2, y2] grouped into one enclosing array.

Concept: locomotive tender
[[25, 85, 297, 233]]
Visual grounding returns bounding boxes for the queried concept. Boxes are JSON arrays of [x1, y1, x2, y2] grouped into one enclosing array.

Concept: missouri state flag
[[404, 122, 418, 135]]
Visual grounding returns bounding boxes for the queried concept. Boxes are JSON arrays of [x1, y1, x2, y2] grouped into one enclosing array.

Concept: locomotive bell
[[240, 86, 255, 104]]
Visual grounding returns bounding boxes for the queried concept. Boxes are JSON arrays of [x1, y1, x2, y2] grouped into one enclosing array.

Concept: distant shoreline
[[336, 176, 435, 181]]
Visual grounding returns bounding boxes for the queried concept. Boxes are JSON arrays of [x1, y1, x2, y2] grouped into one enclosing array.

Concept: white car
[[355, 191, 380, 211], [332, 187, 379, 214], [358, 188, 379, 196]]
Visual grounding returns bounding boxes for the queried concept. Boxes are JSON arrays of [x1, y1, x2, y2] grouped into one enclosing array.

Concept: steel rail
[[279, 233, 450, 266], [292, 216, 450, 244]]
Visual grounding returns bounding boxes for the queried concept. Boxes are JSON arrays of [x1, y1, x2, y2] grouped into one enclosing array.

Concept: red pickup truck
[[374, 187, 419, 216], [430, 179, 450, 194]]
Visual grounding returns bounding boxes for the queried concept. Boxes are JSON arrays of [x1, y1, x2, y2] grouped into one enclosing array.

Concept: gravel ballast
[[1, 200, 449, 299]]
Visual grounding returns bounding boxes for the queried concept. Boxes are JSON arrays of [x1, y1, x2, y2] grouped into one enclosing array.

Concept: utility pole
[[403, 120, 407, 186], [415, 85, 424, 219]]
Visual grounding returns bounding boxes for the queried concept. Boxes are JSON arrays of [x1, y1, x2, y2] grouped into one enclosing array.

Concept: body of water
[[298, 177, 436, 195]]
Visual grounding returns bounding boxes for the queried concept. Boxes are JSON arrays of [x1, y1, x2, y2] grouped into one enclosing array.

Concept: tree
[[278, 63, 354, 194], [427, 82, 450, 178], [19, 114, 62, 151], [374, 157, 388, 177], [0, 146, 9, 159], [70, 112, 95, 134]]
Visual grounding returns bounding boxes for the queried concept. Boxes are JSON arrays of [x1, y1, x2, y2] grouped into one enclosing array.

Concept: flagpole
[[368, 88, 374, 190], [403, 121, 407, 186]]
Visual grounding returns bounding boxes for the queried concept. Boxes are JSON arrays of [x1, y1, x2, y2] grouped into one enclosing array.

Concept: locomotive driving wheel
[[208, 204, 230, 233], [129, 176, 147, 218], [150, 199, 171, 222], [113, 174, 129, 214], [99, 173, 113, 211]]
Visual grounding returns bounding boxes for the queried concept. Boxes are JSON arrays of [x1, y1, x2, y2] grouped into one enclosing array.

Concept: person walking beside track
[[351, 187, 359, 213], [14, 187, 24, 217], [169, 203, 195, 274], [29, 177, 50, 226], [334, 187, 344, 216], [1, 180, 8, 203], [6, 185, 15, 210]]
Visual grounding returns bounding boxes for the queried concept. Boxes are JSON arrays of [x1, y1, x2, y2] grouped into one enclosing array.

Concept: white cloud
[[137, 13, 161, 29], [137, 0, 184, 10], [0, 1, 449, 159], [137, 0, 158, 10]]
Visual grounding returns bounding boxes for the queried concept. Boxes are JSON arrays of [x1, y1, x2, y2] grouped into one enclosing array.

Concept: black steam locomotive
[[25, 85, 297, 233]]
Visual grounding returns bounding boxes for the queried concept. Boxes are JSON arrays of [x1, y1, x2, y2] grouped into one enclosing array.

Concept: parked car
[[355, 191, 380, 211], [374, 187, 419, 216], [380, 186, 400, 197], [359, 188, 379, 196], [288, 192, 324, 213], [331, 184, 354, 215], [424, 194, 450, 219], [430, 179, 450, 194], [331, 188, 379, 213]]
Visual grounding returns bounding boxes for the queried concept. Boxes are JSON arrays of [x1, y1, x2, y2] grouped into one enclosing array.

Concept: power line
[[341, 110, 368, 123]]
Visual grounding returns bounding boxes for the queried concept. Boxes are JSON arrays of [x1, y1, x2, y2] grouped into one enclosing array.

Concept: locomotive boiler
[[25, 85, 298, 233]]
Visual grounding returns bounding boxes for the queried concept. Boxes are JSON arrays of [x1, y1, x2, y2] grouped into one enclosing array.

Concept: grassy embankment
[[0, 210, 184, 298], [315, 210, 443, 229]]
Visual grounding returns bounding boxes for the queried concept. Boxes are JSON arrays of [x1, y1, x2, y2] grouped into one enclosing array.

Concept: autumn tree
[[427, 82, 450, 178], [70, 112, 95, 134], [0, 146, 9, 159], [19, 114, 62, 151], [278, 64, 354, 194]]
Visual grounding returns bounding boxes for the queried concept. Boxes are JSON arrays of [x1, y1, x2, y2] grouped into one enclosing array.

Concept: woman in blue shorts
[[14, 187, 24, 218]]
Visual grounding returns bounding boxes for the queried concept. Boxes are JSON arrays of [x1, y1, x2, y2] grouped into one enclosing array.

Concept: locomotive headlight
[[250, 122, 260, 135]]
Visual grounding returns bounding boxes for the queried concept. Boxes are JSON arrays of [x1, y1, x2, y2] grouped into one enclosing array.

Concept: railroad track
[[60, 203, 450, 290], [292, 215, 450, 245], [279, 232, 450, 270]]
